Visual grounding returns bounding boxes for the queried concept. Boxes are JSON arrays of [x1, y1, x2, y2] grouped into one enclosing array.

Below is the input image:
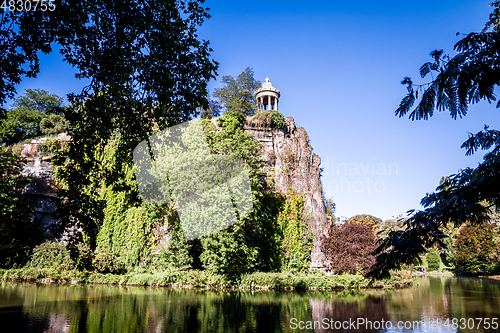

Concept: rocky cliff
[[245, 116, 331, 270], [19, 118, 331, 270], [19, 133, 79, 244]]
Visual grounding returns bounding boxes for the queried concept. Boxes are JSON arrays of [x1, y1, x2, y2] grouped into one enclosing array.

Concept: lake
[[1, 276, 500, 332]]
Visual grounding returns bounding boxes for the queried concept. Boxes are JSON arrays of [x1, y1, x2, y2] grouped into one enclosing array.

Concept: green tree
[[200, 100, 222, 119], [39, 114, 69, 135], [426, 249, 441, 271], [0, 9, 56, 108], [213, 67, 261, 116], [324, 198, 336, 221], [199, 113, 282, 276], [200, 226, 257, 280], [0, 150, 40, 267], [346, 214, 382, 233], [26, 1, 219, 247], [377, 217, 406, 239], [455, 222, 498, 273], [369, 3, 500, 279], [442, 222, 459, 268], [0, 89, 63, 144], [2, 1, 217, 248]]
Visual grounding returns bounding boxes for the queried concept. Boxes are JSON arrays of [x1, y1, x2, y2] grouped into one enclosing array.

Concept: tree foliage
[[252, 110, 287, 129], [0, 89, 63, 144], [370, 3, 500, 279], [454, 222, 498, 273], [277, 194, 312, 273], [321, 222, 377, 275], [377, 218, 406, 239], [0, 150, 40, 268], [199, 225, 258, 279], [40, 114, 69, 135], [22, 1, 219, 245], [395, 28, 500, 120], [199, 115, 283, 276], [30, 241, 74, 270], [426, 249, 441, 271], [484, 1, 500, 32], [200, 100, 222, 119], [0, 9, 56, 107], [324, 198, 336, 221], [213, 67, 261, 116], [346, 214, 382, 233]]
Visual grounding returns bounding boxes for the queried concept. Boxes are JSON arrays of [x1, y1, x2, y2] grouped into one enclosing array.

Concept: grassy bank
[[0, 268, 413, 289]]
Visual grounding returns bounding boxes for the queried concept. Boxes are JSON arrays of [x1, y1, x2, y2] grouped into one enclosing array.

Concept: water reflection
[[1, 277, 500, 332]]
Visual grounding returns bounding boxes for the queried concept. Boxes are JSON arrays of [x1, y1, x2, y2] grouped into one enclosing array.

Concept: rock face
[[245, 116, 331, 270], [19, 134, 80, 244], [18, 124, 331, 269]]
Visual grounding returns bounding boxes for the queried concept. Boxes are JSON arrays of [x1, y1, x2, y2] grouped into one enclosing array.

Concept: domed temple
[[254, 77, 280, 112]]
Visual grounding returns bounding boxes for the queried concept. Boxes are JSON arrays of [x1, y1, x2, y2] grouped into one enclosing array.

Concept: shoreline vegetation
[[0, 268, 413, 290]]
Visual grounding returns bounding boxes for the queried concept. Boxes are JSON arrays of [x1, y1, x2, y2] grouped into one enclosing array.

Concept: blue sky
[[9, 0, 500, 220]]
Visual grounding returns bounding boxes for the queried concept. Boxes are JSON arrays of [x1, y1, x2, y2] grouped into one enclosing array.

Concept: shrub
[[200, 226, 257, 280], [253, 110, 272, 126], [426, 249, 441, 271], [321, 222, 377, 275], [38, 138, 68, 156], [92, 249, 125, 274], [217, 112, 245, 130], [269, 110, 286, 129], [346, 214, 382, 234], [73, 243, 94, 271], [31, 241, 74, 270], [150, 208, 192, 270], [281, 252, 310, 273], [251, 110, 286, 129]]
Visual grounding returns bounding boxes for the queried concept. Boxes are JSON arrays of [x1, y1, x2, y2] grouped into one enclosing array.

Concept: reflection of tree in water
[[451, 277, 500, 323], [310, 296, 389, 333], [3, 279, 500, 332]]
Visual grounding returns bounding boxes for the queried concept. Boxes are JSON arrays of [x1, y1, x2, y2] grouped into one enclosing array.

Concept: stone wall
[[245, 116, 332, 270]]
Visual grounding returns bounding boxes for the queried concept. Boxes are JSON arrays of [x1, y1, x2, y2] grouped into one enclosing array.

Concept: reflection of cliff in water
[[3, 278, 500, 333], [310, 295, 389, 333]]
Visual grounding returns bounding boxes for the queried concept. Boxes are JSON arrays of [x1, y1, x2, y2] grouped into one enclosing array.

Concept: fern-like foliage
[[461, 125, 500, 156], [374, 5, 500, 280], [484, 1, 500, 32], [396, 31, 500, 121], [368, 150, 500, 279]]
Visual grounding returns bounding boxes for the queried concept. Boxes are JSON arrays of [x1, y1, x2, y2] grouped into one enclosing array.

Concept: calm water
[[1, 276, 500, 332]]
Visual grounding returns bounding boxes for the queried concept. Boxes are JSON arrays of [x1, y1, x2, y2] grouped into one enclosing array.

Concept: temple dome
[[255, 77, 280, 96]]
